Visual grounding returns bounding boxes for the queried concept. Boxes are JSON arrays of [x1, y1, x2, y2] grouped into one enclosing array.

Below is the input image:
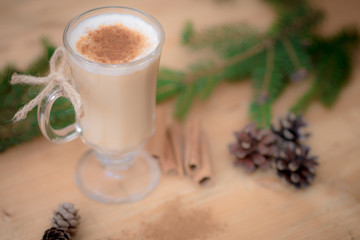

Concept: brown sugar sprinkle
[[76, 24, 148, 64]]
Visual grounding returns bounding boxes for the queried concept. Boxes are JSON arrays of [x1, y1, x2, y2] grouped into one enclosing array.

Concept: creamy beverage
[[67, 13, 160, 151]]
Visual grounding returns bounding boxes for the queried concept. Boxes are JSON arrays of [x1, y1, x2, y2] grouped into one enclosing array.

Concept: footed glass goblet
[[38, 6, 165, 203]]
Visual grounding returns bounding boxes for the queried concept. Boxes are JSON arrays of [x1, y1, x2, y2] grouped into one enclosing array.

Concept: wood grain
[[1, 0, 360, 239]]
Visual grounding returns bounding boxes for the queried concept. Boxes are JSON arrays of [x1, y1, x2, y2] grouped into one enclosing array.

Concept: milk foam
[[69, 13, 159, 63]]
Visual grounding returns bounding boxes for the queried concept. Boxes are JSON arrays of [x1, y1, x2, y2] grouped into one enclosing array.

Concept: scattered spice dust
[[76, 24, 147, 64], [115, 199, 224, 240]]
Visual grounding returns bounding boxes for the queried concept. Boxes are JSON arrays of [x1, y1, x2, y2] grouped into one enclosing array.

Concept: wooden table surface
[[1, 0, 360, 239]]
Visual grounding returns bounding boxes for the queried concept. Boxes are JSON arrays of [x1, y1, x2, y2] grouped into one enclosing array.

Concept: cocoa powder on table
[[119, 199, 224, 240]]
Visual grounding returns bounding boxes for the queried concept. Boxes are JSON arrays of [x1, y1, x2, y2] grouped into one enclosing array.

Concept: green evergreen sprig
[[0, 39, 74, 152], [157, 0, 359, 128]]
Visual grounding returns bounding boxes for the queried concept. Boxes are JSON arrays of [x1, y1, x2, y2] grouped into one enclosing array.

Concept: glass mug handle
[[37, 87, 81, 143]]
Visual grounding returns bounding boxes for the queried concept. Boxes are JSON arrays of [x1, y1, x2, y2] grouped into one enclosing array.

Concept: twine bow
[[11, 47, 83, 122]]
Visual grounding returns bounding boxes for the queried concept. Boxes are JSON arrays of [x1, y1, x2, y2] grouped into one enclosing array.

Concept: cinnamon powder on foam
[[76, 24, 148, 64]]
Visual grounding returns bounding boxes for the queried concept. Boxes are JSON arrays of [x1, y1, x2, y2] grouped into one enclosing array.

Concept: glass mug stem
[[37, 87, 81, 143]]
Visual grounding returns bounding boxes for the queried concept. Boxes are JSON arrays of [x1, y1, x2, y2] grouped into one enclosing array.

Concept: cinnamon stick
[[192, 132, 214, 186], [168, 123, 184, 176], [146, 107, 167, 160], [162, 131, 178, 175], [184, 118, 201, 176]]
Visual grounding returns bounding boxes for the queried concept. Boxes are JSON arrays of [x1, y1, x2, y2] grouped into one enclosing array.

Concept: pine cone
[[272, 112, 311, 145], [229, 123, 277, 172], [273, 142, 318, 188], [42, 227, 71, 240], [51, 203, 80, 235]]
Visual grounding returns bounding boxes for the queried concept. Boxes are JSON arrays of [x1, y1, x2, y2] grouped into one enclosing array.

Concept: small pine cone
[[51, 203, 80, 235], [271, 112, 311, 145], [273, 142, 318, 188], [42, 227, 71, 240], [229, 123, 277, 172]]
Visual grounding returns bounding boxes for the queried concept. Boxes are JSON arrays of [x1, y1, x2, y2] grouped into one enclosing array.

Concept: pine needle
[[250, 102, 272, 129]]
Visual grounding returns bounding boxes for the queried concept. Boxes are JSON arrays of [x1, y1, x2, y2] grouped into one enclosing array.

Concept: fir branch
[[159, 0, 357, 126], [168, 1, 323, 123], [0, 39, 74, 152]]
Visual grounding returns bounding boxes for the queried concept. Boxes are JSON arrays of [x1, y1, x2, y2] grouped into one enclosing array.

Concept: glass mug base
[[74, 149, 161, 203]]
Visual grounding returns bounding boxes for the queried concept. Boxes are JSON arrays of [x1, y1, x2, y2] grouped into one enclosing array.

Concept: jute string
[[11, 47, 83, 122]]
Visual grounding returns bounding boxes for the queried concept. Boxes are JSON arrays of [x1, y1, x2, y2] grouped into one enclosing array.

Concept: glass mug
[[37, 6, 165, 203]]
